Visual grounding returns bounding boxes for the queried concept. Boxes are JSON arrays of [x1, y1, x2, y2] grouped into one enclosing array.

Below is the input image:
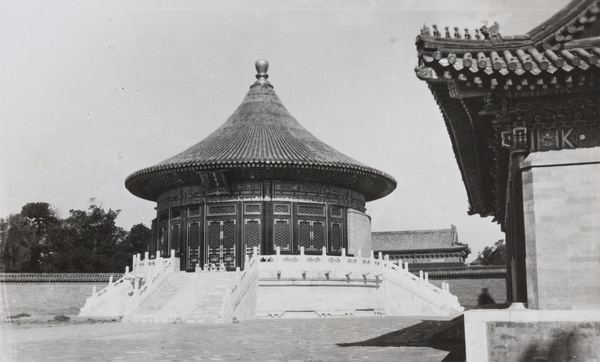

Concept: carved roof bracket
[[479, 93, 504, 115]]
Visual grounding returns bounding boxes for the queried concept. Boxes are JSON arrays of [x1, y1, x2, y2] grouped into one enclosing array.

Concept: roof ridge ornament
[[480, 20, 502, 41], [255, 59, 270, 85]]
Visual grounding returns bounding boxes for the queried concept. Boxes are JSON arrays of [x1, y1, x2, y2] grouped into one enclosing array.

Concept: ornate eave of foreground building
[[415, 0, 600, 225], [126, 60, 396, 203]]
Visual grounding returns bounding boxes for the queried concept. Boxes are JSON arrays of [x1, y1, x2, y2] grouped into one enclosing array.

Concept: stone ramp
[[125, 272, 237, 324]]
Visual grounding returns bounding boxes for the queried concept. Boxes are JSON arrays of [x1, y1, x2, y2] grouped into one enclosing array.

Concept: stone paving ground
[[0, 316, 465, 361]]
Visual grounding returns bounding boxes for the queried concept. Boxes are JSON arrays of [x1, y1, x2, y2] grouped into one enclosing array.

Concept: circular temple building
[[125, 60, 396, 271]]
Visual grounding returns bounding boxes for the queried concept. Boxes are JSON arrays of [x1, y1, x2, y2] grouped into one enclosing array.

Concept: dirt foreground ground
[[0, 315, 464, 361]]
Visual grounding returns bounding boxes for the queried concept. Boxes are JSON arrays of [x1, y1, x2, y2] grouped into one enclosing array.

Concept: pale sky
[[1, 0, 571, 259]]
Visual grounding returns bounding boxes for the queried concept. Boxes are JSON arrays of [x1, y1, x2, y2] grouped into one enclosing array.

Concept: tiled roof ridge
[[416, 0, 599, 48], [373, 228, 454, 235]]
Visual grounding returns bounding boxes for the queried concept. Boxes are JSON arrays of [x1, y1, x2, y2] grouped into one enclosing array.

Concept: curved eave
[[425, 82, 495, 219], [125, 161, 397, 203]]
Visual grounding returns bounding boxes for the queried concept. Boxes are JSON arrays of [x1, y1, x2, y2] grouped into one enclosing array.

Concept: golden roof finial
[[255, 59, 269, 83]]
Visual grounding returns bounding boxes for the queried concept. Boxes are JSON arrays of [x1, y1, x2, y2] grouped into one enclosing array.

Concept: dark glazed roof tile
[[126, 60, 396, 201], [149, 84, 376, 169]]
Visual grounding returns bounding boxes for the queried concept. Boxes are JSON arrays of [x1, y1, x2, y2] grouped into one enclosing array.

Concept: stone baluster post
[[132, 254, 137, 273], [142, 252, 148, 276], [170, 249, 176, 271], [155, 250, 161, 276], [300, 246, 305, 274], [441, 282, 446, 303], [134, 277, 140, 296], [276, 246, 281, 272], [419, 270, 424, 290], [136, 253, 141, 274], [252, 246, 258, 267]]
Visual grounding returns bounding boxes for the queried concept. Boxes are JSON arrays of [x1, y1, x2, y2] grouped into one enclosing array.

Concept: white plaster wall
[[347, 208, 372, 256], [521, 147, 600, 310]]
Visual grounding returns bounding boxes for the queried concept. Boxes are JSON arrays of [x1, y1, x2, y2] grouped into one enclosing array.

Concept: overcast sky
[[1, 0, 570, 259]]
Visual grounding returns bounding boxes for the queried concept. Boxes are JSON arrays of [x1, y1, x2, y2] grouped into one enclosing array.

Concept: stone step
[[127, 271, 240, 323]]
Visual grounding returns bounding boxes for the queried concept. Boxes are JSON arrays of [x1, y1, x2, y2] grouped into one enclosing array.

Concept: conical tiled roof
[[126, 60, 396, 202]]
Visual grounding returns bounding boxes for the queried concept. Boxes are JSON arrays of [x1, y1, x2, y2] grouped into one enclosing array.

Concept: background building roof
[[372, 225, 468, 252]]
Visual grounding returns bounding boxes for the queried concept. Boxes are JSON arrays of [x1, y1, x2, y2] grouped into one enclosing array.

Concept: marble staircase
[[186, 273, 238, 323], [125, 272, 237, 323]]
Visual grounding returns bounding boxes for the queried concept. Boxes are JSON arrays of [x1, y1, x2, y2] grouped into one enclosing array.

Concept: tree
[[125, 224, 152, 254], [1, 203, 61, 272], [1, 214, 37, 272], [1, 200, 152, 273], [113, 223, 152, 270], [20, 202, 60, 235], [51, 203, 127, 272], [481, 239, 506, 265]]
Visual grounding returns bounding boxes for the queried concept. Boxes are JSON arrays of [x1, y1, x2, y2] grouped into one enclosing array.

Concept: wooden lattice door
[[298, 220, 325, 252], [187, 221, 201, 270], [206, 220, 236, 269], [244, 219, 261, 257]]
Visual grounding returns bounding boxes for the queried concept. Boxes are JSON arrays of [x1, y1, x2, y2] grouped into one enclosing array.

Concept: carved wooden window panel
[[188, 206, 201, 218], [274, 203, 290, 215], [297, 204, 325, 216], [208, 204, 236, 216], [244, 219, 261, 256], [330, 206, 343, 218], [273, 219, 291, 251], [244, 203, 261, 214], [188, 221, 201, 269]]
